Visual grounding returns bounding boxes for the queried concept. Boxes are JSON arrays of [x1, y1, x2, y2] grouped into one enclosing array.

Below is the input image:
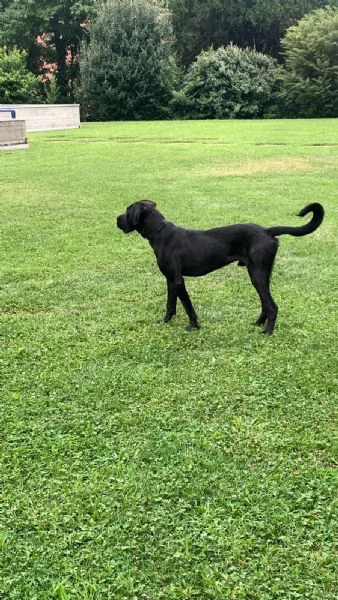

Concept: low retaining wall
[[0, 120, 27, 148], [0, 104, 80, 132]]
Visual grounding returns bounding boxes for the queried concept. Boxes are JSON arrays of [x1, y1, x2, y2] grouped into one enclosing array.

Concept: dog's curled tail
[[266, 203, 324, 238]]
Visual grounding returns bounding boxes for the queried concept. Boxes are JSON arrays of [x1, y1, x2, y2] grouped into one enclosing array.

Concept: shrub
[[277, 6, 338, 117], [0, 46, 39, 103], [173, 44, 279, 119], [80, 0, 178, 120]]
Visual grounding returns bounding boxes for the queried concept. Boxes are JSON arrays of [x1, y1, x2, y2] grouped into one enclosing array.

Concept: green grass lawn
[[0, 119, 337, 600]]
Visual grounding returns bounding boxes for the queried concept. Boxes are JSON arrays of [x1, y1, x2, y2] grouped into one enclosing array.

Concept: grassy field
[[0, 119, 337, 599]]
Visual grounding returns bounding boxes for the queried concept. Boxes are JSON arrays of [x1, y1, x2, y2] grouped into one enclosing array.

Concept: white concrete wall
[[0, 104, 80, 132], [0, 120, 27, 146]]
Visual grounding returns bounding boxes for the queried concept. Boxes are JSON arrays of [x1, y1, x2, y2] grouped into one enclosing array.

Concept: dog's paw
[[186, 323, 200, 331], [157, 318, 170, 325]]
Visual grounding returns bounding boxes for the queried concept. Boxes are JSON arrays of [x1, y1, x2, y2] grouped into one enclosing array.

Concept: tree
[[0, 46, 39, 102], [80, 0, 178, 120], [173, 44, 279, 119], [0, 0, 95, 102], [277, 6, 338, 117], [0, 0, 11, 11], [168, 0, 338, 66]]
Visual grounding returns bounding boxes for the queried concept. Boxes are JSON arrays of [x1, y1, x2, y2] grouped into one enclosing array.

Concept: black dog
[[117, 201, 324, 334]]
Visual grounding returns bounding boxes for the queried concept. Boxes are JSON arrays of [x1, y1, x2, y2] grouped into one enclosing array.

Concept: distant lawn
[[0, 119, 337, 600]]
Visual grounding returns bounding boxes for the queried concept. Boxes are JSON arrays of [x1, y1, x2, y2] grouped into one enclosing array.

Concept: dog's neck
[[138, 210, 167, 243]]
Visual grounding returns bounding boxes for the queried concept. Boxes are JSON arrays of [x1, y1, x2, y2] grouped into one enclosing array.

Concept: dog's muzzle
[[116, 214, 131, 233]]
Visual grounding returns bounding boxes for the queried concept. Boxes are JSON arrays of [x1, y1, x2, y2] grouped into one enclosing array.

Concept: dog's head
[[116, 200, 157, 233]]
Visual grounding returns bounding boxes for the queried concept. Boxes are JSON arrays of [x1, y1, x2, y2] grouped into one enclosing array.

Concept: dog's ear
[[128, 201, 151, 228], [137, 199, 157, 209]]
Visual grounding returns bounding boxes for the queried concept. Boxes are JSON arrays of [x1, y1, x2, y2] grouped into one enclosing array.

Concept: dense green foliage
[[0, 0, 95, 101], [1, 0, 338, 117], [0, 45, 39, 102], [0, 0, 11, 11], [168, 0, 338, 66], [0, 119, 337, 598], [174, 44, 278, 119], [277, 6, 338, 117], [80, 0, 178, 120]]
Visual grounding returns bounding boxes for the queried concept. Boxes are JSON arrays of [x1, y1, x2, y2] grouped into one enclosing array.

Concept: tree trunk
[[54, 32, 68, 102]]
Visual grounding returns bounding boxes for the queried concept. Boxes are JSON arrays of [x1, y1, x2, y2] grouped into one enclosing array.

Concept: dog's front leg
[[175, 278, 200, 330], [163, 279, 177, 323]]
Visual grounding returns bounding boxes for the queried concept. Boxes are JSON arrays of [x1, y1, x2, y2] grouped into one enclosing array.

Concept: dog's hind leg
[[248, 264, 278, 334], [255, 310, 268, 327], [247, 239, 279, 334]]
